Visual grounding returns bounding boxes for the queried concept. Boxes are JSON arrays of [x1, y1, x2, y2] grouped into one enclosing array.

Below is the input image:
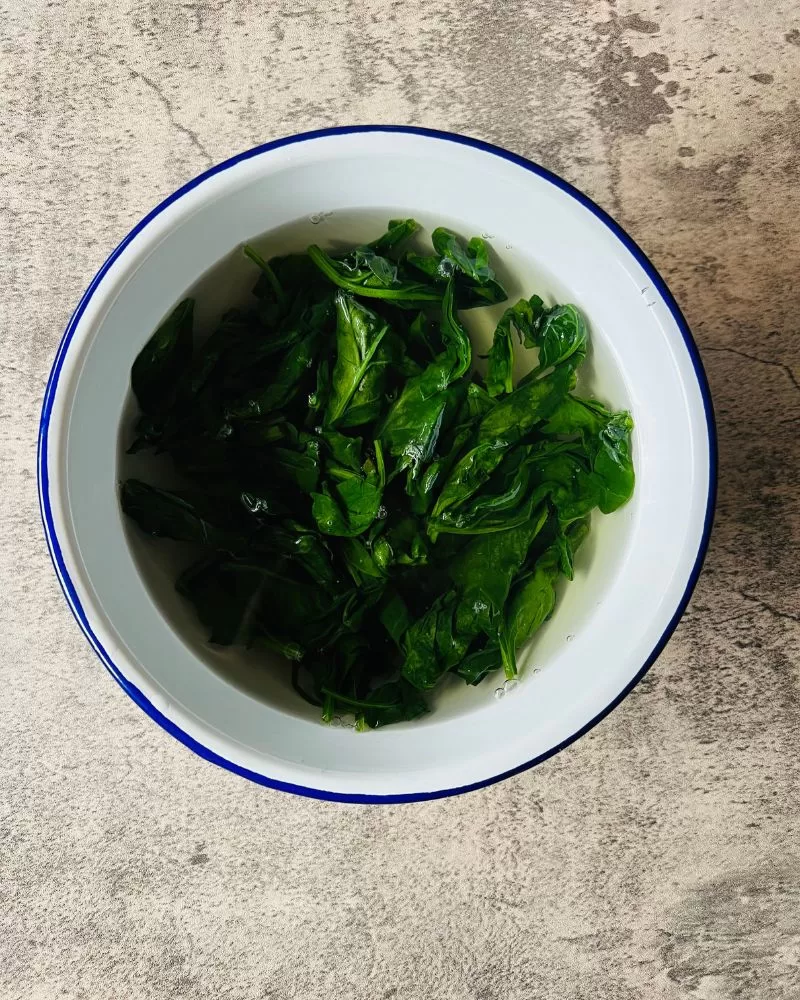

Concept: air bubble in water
[[309, 213, 322, 224], [566, 634, 575, 643], [504, 678, 520, 694], [481, 232, 494, 239], [505, 242, 513, 250], [376, 505, 388, 520], [330, 716, 343, 728], [494, 686, 505, 700]]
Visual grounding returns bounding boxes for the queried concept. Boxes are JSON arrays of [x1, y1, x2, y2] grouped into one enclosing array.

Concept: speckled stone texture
[[2, 2, 799, 998]]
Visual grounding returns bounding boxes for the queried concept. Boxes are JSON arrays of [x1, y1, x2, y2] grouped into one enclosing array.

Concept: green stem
[[321, 687, 398, 711], [373, 439, 386, 489], [242, 244, 285, 306], [308, 245, 441, 302]]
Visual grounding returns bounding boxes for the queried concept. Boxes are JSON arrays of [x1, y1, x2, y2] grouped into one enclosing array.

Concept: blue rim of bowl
[[38, 125, 718, 804]]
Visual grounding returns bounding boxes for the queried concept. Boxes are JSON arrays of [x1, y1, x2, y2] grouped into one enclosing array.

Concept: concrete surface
[[2, 1, 799, 997]]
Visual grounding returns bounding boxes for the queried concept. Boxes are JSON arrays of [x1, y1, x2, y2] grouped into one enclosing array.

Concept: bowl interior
[[118, 208, 632, 722], [48, 131, 711, 798]]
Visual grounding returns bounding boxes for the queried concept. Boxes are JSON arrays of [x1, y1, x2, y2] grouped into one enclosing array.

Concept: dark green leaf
[[340, 536, 386, 586], [593, 411, 635, 513], [499, 518, 590, 676], [520, 303, 588, 375], [225, 329, 320, 419], [478, 362, 574, 446], [440, 278, 472, 381], [361, 679, 428, 729], [455, 643, 499, 685], [405, 250, 507, 309], [449, 505, 548, 640], [378, 356, 465, 479], [431, 228, 495, 284], [322, 428, 363, 471], [131, 299, 194, 415], [120, 479, 247, 551], [485, 313, 515, 397], [176, 556, 266, 646], [308, 244, 442, 305], [325, 293, 390, 426], [401, 595, 469, 690], [270, 440, 321, 494], [379, 589, 413, 645], [367, 218, 421, 254], [311, 478, 382, 536]]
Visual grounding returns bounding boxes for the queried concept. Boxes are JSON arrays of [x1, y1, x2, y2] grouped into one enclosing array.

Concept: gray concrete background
[[2, 2, 799, 997]]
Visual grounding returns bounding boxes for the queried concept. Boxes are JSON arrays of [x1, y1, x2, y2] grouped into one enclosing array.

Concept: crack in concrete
[[738, 589, 800, 626], [703, 344, 800, 394], [126, 67, 213, 167]]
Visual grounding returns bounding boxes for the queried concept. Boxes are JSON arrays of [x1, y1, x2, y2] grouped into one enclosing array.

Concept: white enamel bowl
[[39, 127, 715, 802]]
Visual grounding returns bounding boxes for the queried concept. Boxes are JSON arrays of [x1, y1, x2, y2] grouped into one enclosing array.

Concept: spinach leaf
[[485, 311, 515, 397], [593, 411, 635, 513], [311, 478, 382, 537], [440, 278, 472, 380], [429, 364, 572, 522], [431, 228, 495, 284], [464, 381, 496, 421], [378, 516, 430, 567], [120, 479, 247, 551], [449, 505, 548, 641], [484, 297, 549, 398], [258, 521, 337, 587], [190, 308, 254, 396], [538, 398, 635, 514], [308, 245, 442, 305], [407, 310, 440, 361], [378, 356, 464, 478], [340, 537, 387, 587], [431, 456, 538, 536], [176, 556, 266, 646], [360, 679, 428, 729], [225, 329, 320, 419], [351, 248, 398, 287], [367, 218, 421, 254], [455, 643, 500, 685], [325, 293, 390, 426], [405, 249, 508, 309], [478, 361, 574, 446], [322, 428, 363, 471], [517, 295, 549, 348], [269, 438, 321, 494], [401, 595, 471, 690], [378, 589, 413, 645], [520, 303, 588, 377], [131, 299, 194, 415], [430, 440, 507, 521], [499, 519, 589, 677]]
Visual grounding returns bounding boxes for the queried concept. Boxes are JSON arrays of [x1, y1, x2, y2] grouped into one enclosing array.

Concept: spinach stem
[[321, 687, 398, 711], [242, 244, 286, 306]]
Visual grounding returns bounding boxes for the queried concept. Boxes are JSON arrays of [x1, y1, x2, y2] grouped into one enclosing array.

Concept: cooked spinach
[[121, 220, 635, 727]]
